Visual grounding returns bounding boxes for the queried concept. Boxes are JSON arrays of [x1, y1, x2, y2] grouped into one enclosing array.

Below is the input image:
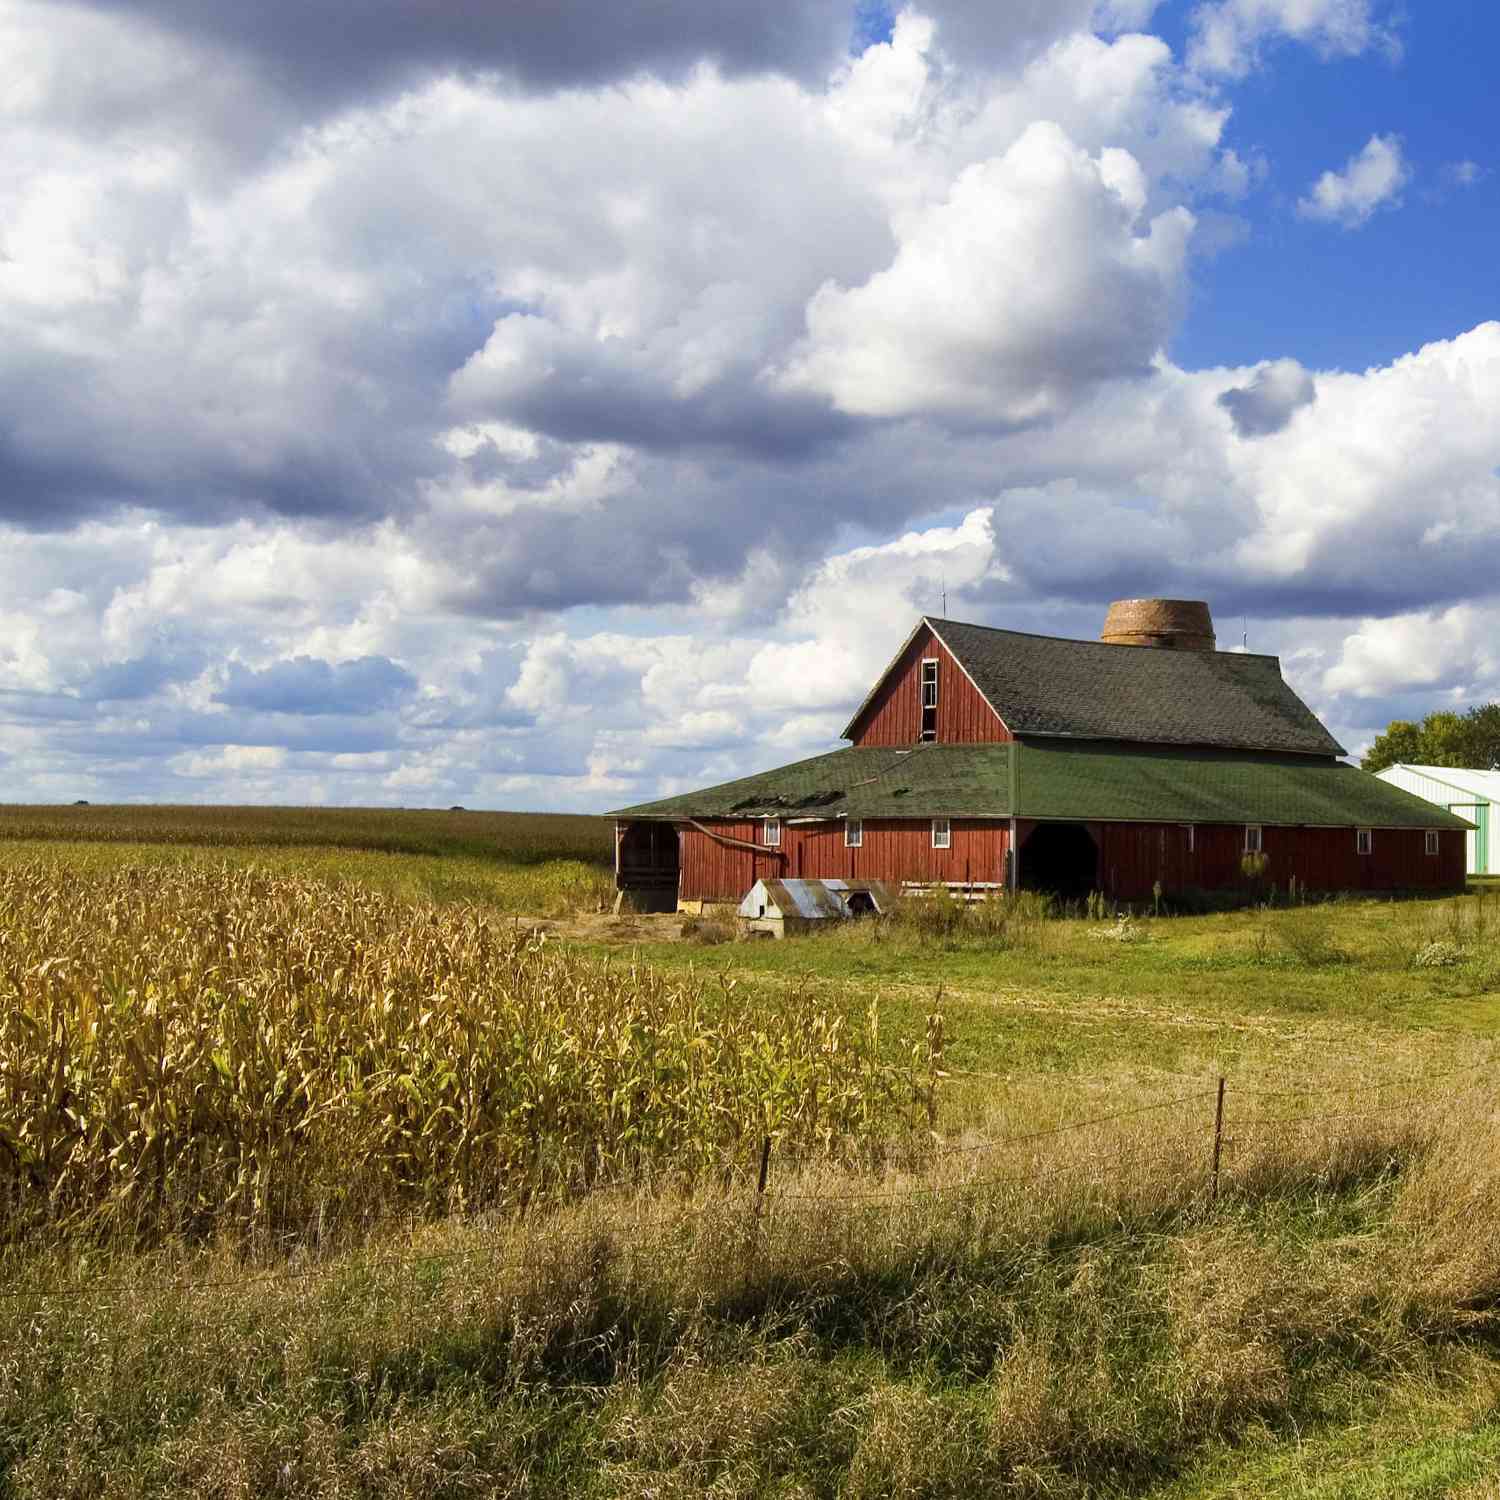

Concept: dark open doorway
[[616, 821, 680, 912], [1020, 822, 1098, 902]]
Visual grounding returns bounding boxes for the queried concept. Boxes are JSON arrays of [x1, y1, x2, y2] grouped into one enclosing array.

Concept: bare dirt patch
[[516, 911, 702, 946]]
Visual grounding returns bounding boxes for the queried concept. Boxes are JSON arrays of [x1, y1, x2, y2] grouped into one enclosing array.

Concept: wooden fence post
[[752, 1134, 772, 1242], [1210, 1077, 1226, 1204]]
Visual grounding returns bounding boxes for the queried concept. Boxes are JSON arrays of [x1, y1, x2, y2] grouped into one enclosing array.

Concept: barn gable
[[843, 621, 1010, 746]]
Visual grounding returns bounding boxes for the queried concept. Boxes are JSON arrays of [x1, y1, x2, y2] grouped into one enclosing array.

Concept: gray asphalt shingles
[[925, 618, 1345, 756]]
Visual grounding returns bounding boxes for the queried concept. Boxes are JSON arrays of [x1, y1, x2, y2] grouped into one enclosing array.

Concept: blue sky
[[1164, 1, 1500, 371], [0, 0, 1497, 808]]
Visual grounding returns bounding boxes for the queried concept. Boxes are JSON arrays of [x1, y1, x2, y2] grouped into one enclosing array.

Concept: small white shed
[[737, 878, 897, 938], [1374, 764, 1500, 875]]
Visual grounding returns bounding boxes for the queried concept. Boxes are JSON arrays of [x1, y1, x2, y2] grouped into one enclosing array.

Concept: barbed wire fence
[[2, 1048, 1493, 1310]]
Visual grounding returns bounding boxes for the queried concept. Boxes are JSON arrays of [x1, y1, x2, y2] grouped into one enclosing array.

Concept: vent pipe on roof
[[1101, 598, 1216, 651]]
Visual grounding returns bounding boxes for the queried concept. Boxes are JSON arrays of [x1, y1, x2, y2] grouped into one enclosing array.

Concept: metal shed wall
[[1375, 765, 1498, 875], [846, 625, 1010, 747]]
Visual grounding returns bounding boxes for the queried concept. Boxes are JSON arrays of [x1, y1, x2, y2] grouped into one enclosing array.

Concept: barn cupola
[[1100, 598, 1216, 651]]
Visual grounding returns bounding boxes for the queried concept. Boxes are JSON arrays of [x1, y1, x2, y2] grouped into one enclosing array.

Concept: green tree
[[1361, 718, 1425, 773], [1460, 704, 1500, 768], [1361, 705, 1500, 773], [1421, 710, 1470, 765]]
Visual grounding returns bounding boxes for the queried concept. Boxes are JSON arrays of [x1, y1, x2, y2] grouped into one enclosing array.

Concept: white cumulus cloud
[[1322, 607, 1495, 699], [1187, 0, 1397, 79], [1297, 133, 1410, 227], [781, 122, 1193, 425]]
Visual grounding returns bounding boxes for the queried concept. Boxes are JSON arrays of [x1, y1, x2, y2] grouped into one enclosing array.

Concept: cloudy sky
[[3, 0, 1498, 808]]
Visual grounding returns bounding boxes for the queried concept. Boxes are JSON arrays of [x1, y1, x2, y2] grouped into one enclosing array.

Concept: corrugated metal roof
[[610, 741, 1470, 829], [1380, 764, 1500, 802], [841, 616, 1345, 757], [737, 879, 897, 920]]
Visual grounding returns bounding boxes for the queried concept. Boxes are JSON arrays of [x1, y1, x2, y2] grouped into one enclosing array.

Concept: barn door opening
[[616, 821, 680, 912], [1019, 822, 1098, 903]]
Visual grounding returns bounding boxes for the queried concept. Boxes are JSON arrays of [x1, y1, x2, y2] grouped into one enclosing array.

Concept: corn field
[[0, 861, 938, 1244], [0, 803, 614, 863]]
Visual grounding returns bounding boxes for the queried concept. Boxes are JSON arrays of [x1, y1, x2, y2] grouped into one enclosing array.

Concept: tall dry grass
[[5, 1085, 1499, 1498], [0, 861, 937, 1245]]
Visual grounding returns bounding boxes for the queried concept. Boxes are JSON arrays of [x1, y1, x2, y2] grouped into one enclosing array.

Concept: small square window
[[764, 818, 781, 846], [1425, 830, 1440, 856], [1244, 825, 1262, 854], [1356, 828, 1372, 856], [845, 819, 863, 848], [931, 817, 951, 849]]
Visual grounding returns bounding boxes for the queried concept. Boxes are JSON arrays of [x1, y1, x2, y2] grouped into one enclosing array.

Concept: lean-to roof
[[609, 742, 1469, 829], [841, 617, 1346, 757]]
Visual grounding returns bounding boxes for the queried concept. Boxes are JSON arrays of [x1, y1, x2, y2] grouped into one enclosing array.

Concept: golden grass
[[6, 1090, 1499, 1498]]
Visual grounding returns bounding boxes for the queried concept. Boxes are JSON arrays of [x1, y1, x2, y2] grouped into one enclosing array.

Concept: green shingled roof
[[842, 617, 1346, 756], [609, 742, 1470, 830], [609, 745, 988, 821], [1013, 743, 1471, 829]]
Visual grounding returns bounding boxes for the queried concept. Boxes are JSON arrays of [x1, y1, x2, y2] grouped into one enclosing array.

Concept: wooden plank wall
[[681, 820, 1465, 905], [1014, 820, 1466, 902], [679, 818, 1011, 903], [847, 625, 1010, 746]]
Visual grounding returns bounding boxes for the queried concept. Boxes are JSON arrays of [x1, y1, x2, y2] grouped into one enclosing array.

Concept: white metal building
[[1374, 764, 1500, 875]]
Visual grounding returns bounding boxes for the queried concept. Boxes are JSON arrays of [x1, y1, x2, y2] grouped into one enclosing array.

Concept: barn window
[[1244, 825, 1262, 854], [1426, 830, 1440, 856], [931, 817, 951, 849], [1356, 827, 1373, 856], [845, 819, 863, 848], [1184, 824, 1195, 854], [920, 659, 939, 740], [764, 817, 781, 846]]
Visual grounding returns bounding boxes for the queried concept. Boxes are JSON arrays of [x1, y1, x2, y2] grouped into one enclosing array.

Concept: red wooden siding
[[847, 625, 1009, 746], [676, 820, 1464, 907], [1014, 820, 1465, 903], [679, 818, 1011, 904]]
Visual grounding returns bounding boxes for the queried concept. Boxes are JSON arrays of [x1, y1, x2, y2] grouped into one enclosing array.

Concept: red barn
[[610, 600, 1470, 910]]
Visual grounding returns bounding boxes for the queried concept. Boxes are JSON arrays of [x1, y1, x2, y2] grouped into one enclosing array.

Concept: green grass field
[[2, 804, 1499, 1499]]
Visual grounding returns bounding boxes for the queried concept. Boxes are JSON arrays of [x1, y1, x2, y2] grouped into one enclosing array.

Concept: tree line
[[1361, 705, 1500, 774]]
